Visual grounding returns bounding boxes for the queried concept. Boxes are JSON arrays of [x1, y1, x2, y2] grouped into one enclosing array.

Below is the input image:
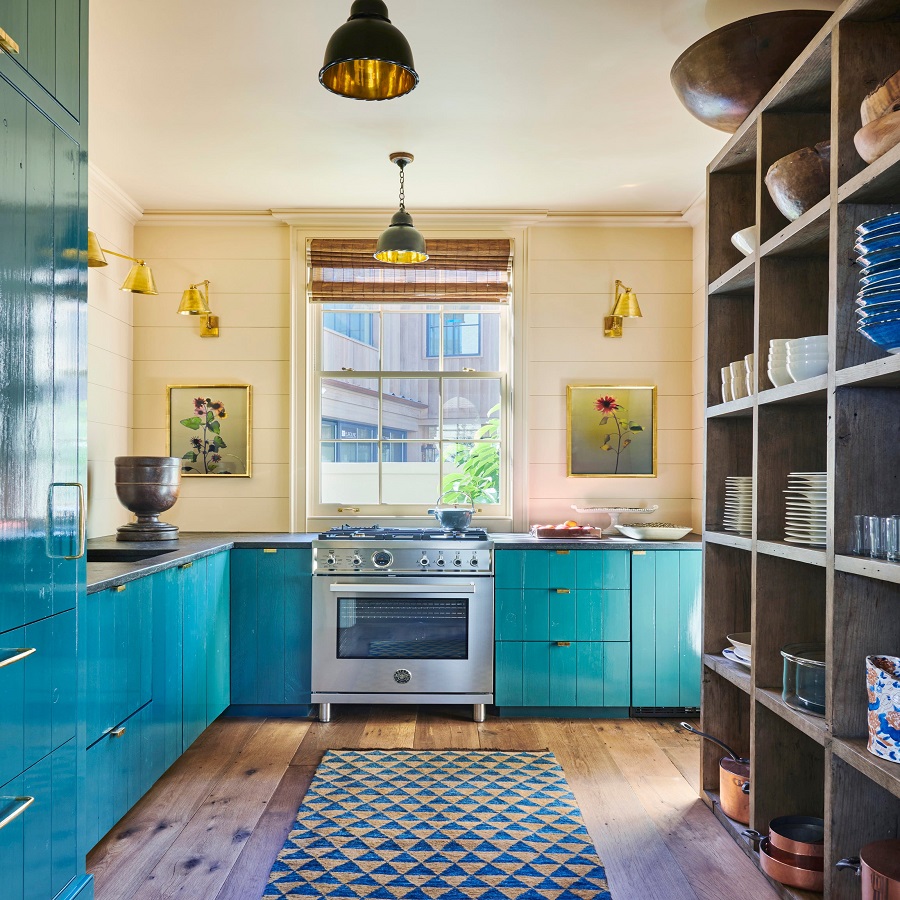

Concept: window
[[425, 313, 481, 358], [308, 237, 512, 518]]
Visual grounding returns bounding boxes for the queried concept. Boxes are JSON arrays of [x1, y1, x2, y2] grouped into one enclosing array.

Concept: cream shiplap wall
[[525, 224, 695, 531], [131, 223, 292, 531], [86, 169, 140, 538]]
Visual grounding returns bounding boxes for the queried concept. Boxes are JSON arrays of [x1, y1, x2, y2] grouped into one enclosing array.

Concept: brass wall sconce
[[87, 230, 158, 295], [177, 279, 219, 338], [604, 279, 643, 337]]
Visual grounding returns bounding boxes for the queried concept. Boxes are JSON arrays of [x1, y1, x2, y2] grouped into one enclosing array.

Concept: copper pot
[[680, 723, 750, 824], [760, 837, 823, 892], [837, 840, 900, 899]]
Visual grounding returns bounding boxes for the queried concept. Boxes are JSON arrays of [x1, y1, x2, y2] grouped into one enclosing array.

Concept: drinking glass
[[885, 516, 900, 562], [852, 515, 868, 555], [866, 515, 885, 559]]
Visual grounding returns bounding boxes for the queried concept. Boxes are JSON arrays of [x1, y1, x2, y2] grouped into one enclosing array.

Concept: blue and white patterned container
[[867, 655, 900, 764]]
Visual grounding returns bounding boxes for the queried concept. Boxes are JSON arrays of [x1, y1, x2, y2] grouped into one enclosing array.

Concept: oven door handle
[[328, 582, 477, 594]]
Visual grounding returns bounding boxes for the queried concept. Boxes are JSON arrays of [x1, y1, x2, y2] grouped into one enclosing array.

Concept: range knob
[[372, 549, 393, 569], [419, 555, 430, 567], [453, 556, 463, 567], [470, 555, 480, 568], [351, 553, 362, 567], [326, 553, 336, 566], [436, 555, 445, 567]]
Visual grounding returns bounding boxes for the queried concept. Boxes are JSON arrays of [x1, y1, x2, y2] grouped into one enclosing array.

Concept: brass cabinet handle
[[179, 561, 193, 569], [0, 797, 33, 831], [0, 648, 36, 669], [555, 641, 571, 647], [555, 549, 570, 555], [109, 727, 126, 738], [338, 507, 360, 513], [47, 482, 86, 560], [112, 585, 126, 593], [0, 27, 20, 54], [263, 548, 277, 554], [554, 588, 571, 594]]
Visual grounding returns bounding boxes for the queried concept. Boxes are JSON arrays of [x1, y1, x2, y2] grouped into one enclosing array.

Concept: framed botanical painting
[[167, 385, 252, 476], [567, 385, 657, 477]]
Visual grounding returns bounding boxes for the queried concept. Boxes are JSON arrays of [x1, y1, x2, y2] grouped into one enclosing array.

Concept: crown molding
[[270, 208, 548, 228], [681, 191, 706, 228], [138, 210, 284, 227], [88, 163, 143, 226]]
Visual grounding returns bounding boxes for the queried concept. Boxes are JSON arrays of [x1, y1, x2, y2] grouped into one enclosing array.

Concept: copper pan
[[768, 815, 824, 857], [680, 723, 750, 824], [760, 837, 824, 892]]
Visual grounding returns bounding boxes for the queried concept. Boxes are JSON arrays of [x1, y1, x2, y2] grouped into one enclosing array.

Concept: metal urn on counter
[[115, 456, 181, 541]]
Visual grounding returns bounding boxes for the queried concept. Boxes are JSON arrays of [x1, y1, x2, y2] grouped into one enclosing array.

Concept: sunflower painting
[[567, 385, 657, 477], [167, 385, 252, 476]]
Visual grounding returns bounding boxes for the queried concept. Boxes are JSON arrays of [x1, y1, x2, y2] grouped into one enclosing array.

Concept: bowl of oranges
[[529, 520, 599, 539]]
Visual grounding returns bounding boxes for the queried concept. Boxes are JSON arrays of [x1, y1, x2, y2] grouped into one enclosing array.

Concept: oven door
[[311, 577, 494, 696]]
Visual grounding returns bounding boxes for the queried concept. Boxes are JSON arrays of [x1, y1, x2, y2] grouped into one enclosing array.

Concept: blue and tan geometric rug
[[264, 749, 612, 899]]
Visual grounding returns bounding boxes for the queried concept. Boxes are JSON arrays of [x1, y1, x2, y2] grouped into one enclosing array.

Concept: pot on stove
[[428, 491, 475, 531]]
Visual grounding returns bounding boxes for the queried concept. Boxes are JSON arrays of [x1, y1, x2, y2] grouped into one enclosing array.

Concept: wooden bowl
[[670, 11, 831, 133], [861, 68, 900, 125], [855, 110, 900, 164], [765, 141, 830, 221]]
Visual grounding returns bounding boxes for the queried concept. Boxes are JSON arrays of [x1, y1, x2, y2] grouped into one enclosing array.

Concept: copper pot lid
[[720, 757, 750, 777], [862, 840, 900, 879]]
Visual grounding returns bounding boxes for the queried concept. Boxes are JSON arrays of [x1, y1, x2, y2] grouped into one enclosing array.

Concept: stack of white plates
[[784, 472, 827, 545], [723, 632, 751, 668], [724, 476, 753, 533]]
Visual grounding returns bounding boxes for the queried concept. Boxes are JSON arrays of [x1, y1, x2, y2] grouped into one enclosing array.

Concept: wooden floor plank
[[290, 705, 370, 765], [533, 718, 702, 900], [358, 703, 417, 748], [414, 705, 481, 749], [476, 715, 545, 750], [215, 764, 315, 900], [88, 717, 267, 900], [136, 719, 310, 900], [595, 719, 775, 900], [636, 719, 702, 793]]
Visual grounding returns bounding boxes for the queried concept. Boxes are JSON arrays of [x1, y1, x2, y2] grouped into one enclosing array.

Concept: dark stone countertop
[[86, 530, 701, 592]]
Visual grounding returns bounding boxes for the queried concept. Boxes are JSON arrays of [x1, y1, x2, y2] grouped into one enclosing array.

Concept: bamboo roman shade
[[308, 238, 513, 303]]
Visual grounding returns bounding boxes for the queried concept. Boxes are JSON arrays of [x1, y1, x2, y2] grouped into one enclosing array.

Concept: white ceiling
[[88, 0, 839, 214]]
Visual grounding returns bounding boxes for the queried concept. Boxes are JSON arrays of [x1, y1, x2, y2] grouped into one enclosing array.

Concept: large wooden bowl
[[765, 140, 831, 221], [671, 11, 831, 133]]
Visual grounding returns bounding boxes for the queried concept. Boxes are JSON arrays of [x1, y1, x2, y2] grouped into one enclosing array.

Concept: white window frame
[[287, 222, 528, 533]]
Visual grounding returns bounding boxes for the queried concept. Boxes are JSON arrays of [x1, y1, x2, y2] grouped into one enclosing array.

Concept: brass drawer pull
[[555, 641, 571, 647], [0, 796, 33, 831], [555, 588, 571, 594], [110, 726, 126, 738], [0, 27, 20, 55], [263, 548, 277, 554], [112, 584, 126, 592], [555, 549, 570, 555], [179, 561, 193, 570], [338, 507, 360, 513], [0, 648, 36, 669]]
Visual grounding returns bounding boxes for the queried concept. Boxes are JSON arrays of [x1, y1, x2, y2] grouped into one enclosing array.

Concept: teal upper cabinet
[[230, 548, 312, 708], [630, 550, 701, 710], [0, 0, 82, 120]]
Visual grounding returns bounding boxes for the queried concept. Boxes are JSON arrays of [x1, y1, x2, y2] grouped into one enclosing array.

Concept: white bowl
[[787, 357, 828, 380], [727, 632, 752, 657], [769, 338, 790, 348], [787, 334, 828, 347], [786, 351, 829, 363], [730, 378, 749, 399], [730, 360, 747, 378], [767, 366, 793, 387], [786, 339, 827, 354], [721, 379, 733, 403], [614, 525, 693, 541], [731, 226, 757, 256]]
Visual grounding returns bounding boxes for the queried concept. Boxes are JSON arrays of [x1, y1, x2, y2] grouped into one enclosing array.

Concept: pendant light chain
[[398, 165, 406, 211]]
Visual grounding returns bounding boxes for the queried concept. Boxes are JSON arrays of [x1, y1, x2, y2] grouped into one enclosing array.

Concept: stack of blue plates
[[855, 212, 900, 353]]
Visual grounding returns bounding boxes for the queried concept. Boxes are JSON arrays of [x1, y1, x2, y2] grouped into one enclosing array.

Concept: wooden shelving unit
[[700, 2, 900, 896]]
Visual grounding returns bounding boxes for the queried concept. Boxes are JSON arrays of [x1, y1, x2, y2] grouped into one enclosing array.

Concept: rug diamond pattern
[[265, 749, 611, 899]]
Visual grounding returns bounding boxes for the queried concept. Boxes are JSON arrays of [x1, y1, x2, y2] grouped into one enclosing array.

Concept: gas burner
[[318, 526, 489, 542]]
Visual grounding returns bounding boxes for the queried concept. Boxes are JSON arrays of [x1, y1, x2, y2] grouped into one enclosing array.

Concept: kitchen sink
[[86, 547, 177, 563]]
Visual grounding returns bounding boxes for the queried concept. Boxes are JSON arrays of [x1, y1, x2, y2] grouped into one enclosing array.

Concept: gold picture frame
[[566, 385, 657, 477], [167, 384, 252, 477]]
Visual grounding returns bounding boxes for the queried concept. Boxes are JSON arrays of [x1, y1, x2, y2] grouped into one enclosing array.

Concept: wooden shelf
[[757, 376, 828, 406], [832, 736, 900, 800], [760, 198, 829, 259], [704, 530, 752, 551], [704, 653, 751, 695], [835, 353, 900, 387], [838, 139, 900, 204], [709, 255, 755, 296], [755, 687, 828, 746], [757, 539, 827, 567], [835, 553, 900, 584], [706, 395, 754, 419]]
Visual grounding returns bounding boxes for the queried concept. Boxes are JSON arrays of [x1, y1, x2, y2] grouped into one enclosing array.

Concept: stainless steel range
[[311, 526, 494, 723]]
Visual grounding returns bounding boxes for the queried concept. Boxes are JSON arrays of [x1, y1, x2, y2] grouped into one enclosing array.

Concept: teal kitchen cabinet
[[230, 548, 312, 710], [494, 549, 631, 714], [630, 550, 702, 711]]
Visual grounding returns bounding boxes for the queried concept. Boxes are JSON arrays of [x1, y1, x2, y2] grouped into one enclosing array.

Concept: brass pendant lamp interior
[[604, 279, 643, 337], [87, 230, 159, 296], [319, 0, 418, 101], [374, 152, 428, 264]]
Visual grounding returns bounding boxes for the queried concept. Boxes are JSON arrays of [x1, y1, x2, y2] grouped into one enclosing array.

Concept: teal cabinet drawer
[[547, 550, 576, 589], [0, 738, 78, 900], [575, 550, 630, 590], [85, 578, 151, 746], [495, 640, 631, 708], [631, 550, 701, 709], [574, 590, 630, 641], [495, 589, 523, 641]]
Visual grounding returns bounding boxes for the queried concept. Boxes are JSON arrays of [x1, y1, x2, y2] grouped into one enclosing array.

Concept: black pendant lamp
[[375, 153, 428, 264], [319, 0, 419, 101]]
